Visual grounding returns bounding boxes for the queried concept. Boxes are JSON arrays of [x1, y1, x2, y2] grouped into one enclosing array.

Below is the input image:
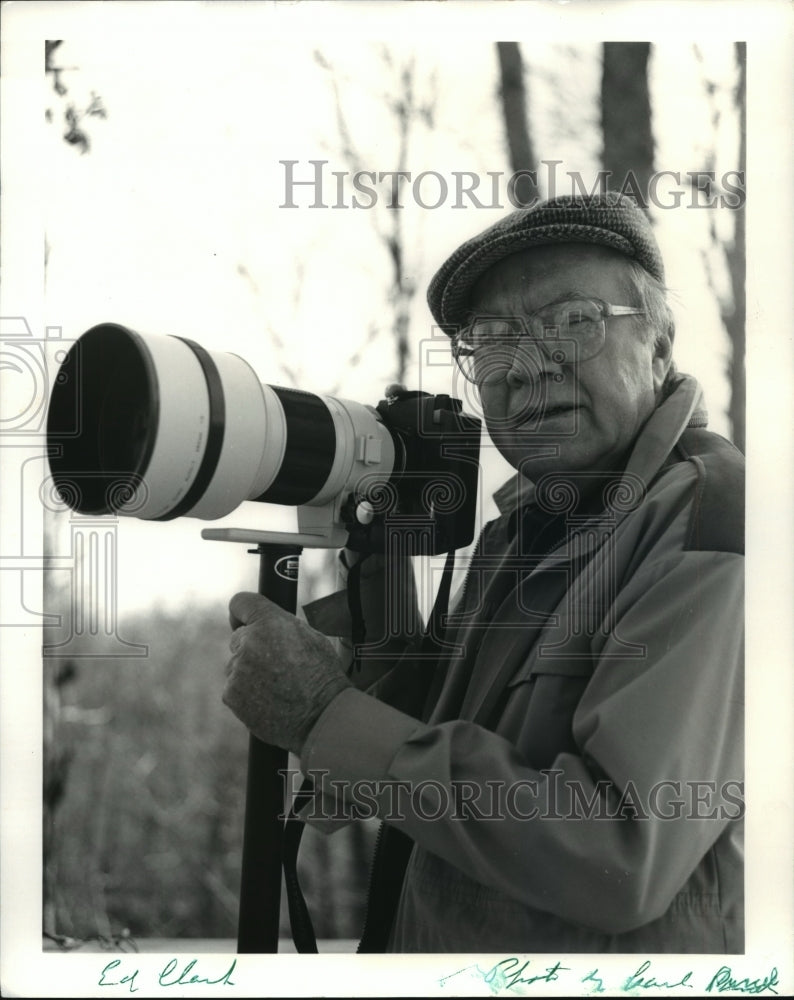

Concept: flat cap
[[427, 191, 664, 333]]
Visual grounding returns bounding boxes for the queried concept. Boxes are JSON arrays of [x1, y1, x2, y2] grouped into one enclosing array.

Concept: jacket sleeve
[[300, 548, 744, 934], [299, 548, 427, 832]]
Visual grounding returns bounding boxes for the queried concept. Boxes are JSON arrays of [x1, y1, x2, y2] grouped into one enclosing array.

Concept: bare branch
[[314, 46, 436, 382], [45, 41, 107, 152]]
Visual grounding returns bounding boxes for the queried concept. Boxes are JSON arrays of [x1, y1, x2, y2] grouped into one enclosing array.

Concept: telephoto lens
[[46, 323, 396, 522]]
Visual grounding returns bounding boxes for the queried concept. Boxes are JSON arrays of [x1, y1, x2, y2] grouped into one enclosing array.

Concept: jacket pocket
[[508, 657, 594, 685], [499, 658, 593, 769]]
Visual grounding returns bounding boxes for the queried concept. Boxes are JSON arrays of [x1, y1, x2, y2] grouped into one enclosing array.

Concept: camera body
[[46, 324, 481, 555], [363, 389, 481, 555]]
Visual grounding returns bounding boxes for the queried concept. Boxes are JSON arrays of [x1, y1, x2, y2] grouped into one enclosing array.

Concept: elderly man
[[223, 192, 744, 954]]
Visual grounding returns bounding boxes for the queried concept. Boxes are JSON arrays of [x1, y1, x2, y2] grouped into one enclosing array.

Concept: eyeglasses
[[451, 297, 646, 386]]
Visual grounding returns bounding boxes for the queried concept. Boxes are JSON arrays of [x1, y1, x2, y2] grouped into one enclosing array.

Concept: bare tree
[[601, 42, 654, 204], [720, 43, 746, 453], [496, 42, 539, 205], [313, 46, 437, 385], [692, 43, 746, 452]]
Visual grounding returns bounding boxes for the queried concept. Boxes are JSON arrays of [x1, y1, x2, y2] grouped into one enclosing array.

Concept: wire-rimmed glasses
[[452, 297, 645, 386]]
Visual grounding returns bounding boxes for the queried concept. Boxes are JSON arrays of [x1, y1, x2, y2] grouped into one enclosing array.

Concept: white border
[[2, 2, 792, 997]]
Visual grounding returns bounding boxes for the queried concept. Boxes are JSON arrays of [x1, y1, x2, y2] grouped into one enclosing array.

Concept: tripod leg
[[237, 737, 289, 953], [236, 543, 302, 954]]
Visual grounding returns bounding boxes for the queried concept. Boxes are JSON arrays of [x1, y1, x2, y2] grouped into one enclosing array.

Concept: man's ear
[[651, 330, 674, 393]]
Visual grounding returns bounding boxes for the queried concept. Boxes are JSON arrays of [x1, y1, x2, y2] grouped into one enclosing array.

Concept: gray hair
[[625, 261, 679, 394]]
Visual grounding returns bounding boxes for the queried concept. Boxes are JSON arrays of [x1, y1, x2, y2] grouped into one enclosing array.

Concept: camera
[[46, 323, 482, 554]]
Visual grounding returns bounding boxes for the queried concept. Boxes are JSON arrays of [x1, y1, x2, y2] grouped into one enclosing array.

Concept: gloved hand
[[223, 592, 353, 756]]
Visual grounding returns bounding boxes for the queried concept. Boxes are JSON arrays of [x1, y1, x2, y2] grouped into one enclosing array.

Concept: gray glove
[[223, 591, 352, 755]]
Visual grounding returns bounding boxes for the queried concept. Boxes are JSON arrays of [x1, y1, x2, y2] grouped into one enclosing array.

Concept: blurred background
[[38, 5, 746, 950]]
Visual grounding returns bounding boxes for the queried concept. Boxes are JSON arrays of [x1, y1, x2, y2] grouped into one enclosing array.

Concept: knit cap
[[427, 191, 664, 334]]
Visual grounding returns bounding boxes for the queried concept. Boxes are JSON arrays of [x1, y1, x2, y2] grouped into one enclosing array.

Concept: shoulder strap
[[675, 428, 745, 555]]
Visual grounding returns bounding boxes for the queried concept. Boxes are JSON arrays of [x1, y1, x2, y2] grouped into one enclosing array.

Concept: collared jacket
[[302, 374, 745, 953]]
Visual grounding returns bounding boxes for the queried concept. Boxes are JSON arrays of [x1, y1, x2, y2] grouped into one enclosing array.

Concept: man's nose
[[504, 338, 564, 388]]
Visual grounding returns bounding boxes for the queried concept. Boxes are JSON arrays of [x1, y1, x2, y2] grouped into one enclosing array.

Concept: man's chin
[[496, 440, 596, 481], [492, 445, 570, 483], [509, 445, 631, 490]]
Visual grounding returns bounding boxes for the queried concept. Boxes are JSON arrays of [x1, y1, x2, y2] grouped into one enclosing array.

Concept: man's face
[[467, 243, 671, 482]]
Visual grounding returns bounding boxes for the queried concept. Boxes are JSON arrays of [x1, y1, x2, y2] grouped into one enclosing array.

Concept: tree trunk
[[496, 42, 538, 206], [601, 42, 654, 204]]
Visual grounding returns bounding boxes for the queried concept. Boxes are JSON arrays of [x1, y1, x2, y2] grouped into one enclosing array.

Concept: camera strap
[[282, 777, 319, 953], [282, 547, 457, 954], [282, 549, 373, 953], [345, 554, 370, 672], [356, 547, 456, 953]]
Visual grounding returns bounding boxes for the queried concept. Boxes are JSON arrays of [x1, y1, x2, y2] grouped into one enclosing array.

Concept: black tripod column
[[236, 542, 303, 954]]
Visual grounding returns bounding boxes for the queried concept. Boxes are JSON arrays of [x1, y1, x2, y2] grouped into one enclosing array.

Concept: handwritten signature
[[706, 966, 779, 995], [440, 957, 779, 996], [99, 958, 237, 993], [439, 957, 569, 993]]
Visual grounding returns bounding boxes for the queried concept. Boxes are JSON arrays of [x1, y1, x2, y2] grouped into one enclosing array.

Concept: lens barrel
[[46, 323, 395, 522]]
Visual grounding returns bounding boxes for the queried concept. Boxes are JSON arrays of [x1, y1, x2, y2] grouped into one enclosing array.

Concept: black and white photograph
[[1, 1, 792, 996]]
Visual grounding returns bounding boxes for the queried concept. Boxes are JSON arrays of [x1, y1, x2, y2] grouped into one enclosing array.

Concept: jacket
[[301, 373, 745, 953]]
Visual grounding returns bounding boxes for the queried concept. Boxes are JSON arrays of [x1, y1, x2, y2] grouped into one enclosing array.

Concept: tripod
[[203, 521, 351, 953], [204, 501, 465, 952]]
